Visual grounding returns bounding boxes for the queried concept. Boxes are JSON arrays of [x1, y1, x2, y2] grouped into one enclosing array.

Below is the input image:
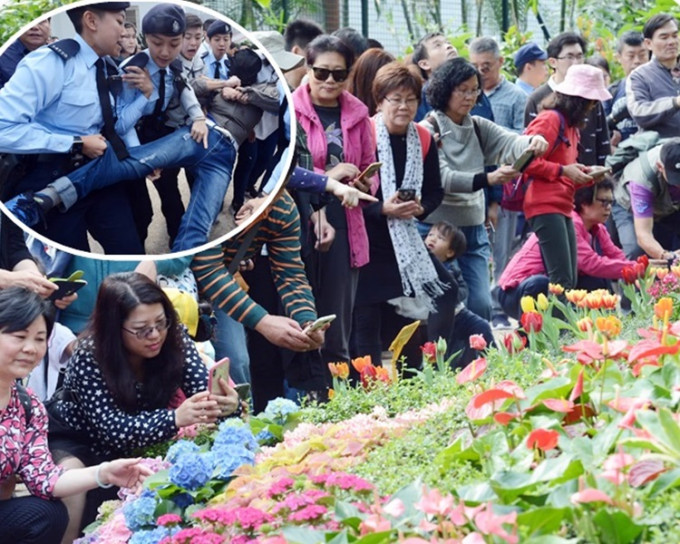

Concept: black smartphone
[[397, 188, 416, 201], [512, 149, 535, 173], [48, 279, 87, 301], [234, 383, 251, 401]]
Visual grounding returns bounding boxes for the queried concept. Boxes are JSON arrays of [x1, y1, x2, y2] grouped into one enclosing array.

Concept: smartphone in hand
[[358, 162, 382, 180], [303, 314, 337, 335], [208, 358, 230, 395], [234, 383, 251, 401], [512, 149, 535, 172], [397, 188, 416, 201]]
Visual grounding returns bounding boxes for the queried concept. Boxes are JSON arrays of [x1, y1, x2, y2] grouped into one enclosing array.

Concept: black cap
[[142, 3, 186, 36], [660, 140, 680, 186], [207, 20, 232, 39], [67, 2, 130, 25], [230, 48, 262, 86]]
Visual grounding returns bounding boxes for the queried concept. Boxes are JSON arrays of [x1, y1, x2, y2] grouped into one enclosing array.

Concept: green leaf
[[530, 456, 583, 486], [636, 408, 680, 458], [659, 408, 680, 456], [327, 532, 350, 544], [282, 526, 329, 544], [143, 468, 170, 489], [154, 499, 182, 517], [517, 507, 572, 536], [545, 479, 579, 508], [435, 431, 479, 469], [525, 377, 572, 405], [490, 470, 534, 502], [648, 466, 680, 497], [591, 510, 643, 544], [353, 532, 395, 544], [523, 537, 579, 544], [456, 481, 497, 503]]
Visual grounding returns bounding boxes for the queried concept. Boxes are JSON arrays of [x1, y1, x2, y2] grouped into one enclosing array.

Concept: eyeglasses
[[596, 198, 614, 208], [384, 96, 419, 107], [311, 66, 349, 82], [556, 53, 585, 61], [122, 318, 171, 340], [453, 88, 481, 98]]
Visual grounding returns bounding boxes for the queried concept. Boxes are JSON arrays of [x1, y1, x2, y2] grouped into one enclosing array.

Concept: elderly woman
[[352, 61, 445, 366], [0, 288, 150, 544], [420, 57, 548, 320], [292, 35, 376, 367]]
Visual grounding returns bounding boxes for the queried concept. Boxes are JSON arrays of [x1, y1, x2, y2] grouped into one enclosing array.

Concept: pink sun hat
[[553, 64, 612, 101]]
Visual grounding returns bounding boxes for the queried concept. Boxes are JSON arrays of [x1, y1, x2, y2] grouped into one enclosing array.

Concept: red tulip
[[520, 311, 543, 333], [469, 334, 487, 351], [621, 266, 638, 285], [420, 341, 436, 363]]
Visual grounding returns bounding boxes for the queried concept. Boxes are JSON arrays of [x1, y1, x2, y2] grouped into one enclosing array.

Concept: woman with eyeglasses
[[419, 57, 548, 321], [292, 35, 376, 369], [0, 287, 151, 544], [352, 61, 445, 367], [47, 272, 239, 539]]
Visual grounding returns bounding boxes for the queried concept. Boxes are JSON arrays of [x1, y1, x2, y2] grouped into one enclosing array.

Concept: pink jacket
[[499, 211, 635, 289], [293, 84, 376, 268]]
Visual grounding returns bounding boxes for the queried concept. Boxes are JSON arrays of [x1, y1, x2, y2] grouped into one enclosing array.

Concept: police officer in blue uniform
[[0, 2, 143, 254], [201, 20, 233, 80]]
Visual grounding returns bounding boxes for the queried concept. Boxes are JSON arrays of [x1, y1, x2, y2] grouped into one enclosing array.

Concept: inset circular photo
[[0, 0, 298, 258]]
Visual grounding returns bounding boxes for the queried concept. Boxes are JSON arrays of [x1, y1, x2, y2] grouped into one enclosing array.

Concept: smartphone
[[47, 278, 87, 301], [397, 188, 416, 201], [358, 162, 382, 180], [234, 383, 251, 401], [208, 358, 230, 394], [512, 150, 535, 172], [303, 314, 337, 334], [589, 165, 612, 180]]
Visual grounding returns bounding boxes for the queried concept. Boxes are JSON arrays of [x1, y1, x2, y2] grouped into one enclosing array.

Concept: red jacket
[[499, 211, 635, 289], [522, 109, 580, 219]]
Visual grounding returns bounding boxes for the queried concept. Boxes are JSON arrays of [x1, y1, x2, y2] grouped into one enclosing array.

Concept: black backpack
[[15, 381, 32, 426]]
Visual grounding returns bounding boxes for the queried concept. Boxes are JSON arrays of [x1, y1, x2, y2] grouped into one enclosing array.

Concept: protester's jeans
[[457, 224, 493, 320], [51, 126, 236, 251], [498, 275, 550, 320]]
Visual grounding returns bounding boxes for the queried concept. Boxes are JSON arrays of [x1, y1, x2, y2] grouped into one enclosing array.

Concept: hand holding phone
[[48, 270, 87, 301], [358, 162, 382, 181], [512, 150, 535, 173], [208, 358, 230, 395], [303, 314, 336, 335], [397, 188, 416, 201]]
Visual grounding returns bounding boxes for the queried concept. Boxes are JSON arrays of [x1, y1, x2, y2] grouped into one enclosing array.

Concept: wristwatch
[[71, 136, 84, 155]]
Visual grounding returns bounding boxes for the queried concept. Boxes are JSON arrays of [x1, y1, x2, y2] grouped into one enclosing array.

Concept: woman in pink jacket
[[293, 35, 376, 368]]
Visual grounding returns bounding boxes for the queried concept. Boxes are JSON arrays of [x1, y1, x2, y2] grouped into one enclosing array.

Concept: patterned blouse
[[54, 332, 208, 458], [0, 385, 64, 499]]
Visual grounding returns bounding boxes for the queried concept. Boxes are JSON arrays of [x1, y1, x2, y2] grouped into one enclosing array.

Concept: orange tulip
[[565, 289, 588, 306], [351, 355, 372, 373], [549, 283, 565, 295], [654, 297, 673, 321], [328, 362, 350, 380], [577, 317, 593, 332], [595, 316, 622, 338]]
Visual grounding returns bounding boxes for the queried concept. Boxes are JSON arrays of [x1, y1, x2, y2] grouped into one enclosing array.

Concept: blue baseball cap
[[514, 42, 548, 70]]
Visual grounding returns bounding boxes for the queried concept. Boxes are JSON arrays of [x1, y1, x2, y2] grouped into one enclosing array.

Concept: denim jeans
[[456, 224, 492, 320], [611, 202, 644, 259], [498, 274, 550, 320], [52, 126, 236, 251], [213, 310, 251, 386], [491, 208, 519, 316]]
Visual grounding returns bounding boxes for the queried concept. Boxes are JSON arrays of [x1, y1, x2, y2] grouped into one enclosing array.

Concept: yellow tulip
[[537, 293, 550, 311], [520, 296, 536, 313]]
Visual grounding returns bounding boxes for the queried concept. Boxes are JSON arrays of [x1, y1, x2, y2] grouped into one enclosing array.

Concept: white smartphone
[[208, 358, 230, 394], [303, 314, 337, 334]]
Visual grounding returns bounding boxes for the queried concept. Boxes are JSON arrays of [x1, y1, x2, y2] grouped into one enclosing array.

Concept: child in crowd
[[425, 221, 495, 367]]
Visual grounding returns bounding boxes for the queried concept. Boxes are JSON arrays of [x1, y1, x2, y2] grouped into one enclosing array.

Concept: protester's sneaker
[[491, 313, 512, 329], [4, 191, 51, 227]]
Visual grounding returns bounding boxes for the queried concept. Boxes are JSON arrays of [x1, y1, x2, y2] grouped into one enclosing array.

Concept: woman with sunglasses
[[292, 35, 376, 369], [0, 287, 151, 544], [47, 272, 239, 539], [420, 58, 548, 321]]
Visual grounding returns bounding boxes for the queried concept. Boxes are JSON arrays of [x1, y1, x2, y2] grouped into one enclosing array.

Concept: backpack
[[501, 110, 568, 212], [15, 381, 32, 426], [605, 130, 665, 177]]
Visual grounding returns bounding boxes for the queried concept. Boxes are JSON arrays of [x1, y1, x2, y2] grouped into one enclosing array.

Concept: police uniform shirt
[[0, 39, 31, 89], [201, 50, 230, 80], [116, 51, 174, 147], [0, 33, 108, 154]]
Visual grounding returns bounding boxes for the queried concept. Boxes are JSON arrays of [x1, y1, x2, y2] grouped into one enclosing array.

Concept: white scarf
[[375, 113, 447, 313]]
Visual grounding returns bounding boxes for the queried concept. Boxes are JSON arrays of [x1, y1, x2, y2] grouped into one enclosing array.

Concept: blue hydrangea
[[173, 492, 194, 509], [123, 493, 157, 531], [213, 424, 258, 452], [255, 429, 276, 444], [169, 452, 215, 490], [129, 527, 169, 544], [263, 397, 299, 421], [212, 444, 256, 479], [218, 418, 245, 432], [165, 440, 200, 464]]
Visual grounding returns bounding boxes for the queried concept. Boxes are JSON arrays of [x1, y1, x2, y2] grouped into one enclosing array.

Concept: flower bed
[[80, 262, 680, 543]]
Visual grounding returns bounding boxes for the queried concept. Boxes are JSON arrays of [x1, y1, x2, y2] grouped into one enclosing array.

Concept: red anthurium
[[607, 397, 642, 413], [628, 339, 680, 363], [473, 388, 515, 409], [495, 380, 527, 399], [494, 412, 519, 425], [632, 359, 662, 377], [569, 369, 585, 402], [520, 311, 543, 333], [543, 398, 575, 413], [456, 357, 487, 384], [563, 340, 605, 364], [563, 403, 596, 424], [628, 460, 667, 487], [526, 428, 560, 451], [474, 503, 518, 544], [571, 488, 613, 505]]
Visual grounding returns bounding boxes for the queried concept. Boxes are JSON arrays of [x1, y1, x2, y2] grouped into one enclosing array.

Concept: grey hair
[[468, 36, 500, 58]]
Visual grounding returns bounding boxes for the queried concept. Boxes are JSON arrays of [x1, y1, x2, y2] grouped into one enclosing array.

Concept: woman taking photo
[[49, 272, 239, 540], [293, 35, 376, 368], [521, 64, 610, 290], [0, 287, 150, 544], [353, 61, 445, 366], [420, 57, 548, 320]]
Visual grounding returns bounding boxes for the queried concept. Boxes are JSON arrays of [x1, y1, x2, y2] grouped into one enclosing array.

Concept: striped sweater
[[191, 190, 317, 329]]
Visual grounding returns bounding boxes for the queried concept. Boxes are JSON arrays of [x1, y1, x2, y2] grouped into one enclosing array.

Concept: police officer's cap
[[207, 20, 232, 39], [142, 4, 186, 36], [67, 2, 130, 25]]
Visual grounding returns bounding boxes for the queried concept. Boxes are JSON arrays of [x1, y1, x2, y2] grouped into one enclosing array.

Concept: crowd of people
[[2, 2, 680, 542]]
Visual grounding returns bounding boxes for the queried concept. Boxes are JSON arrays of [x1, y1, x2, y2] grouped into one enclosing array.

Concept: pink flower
[[157, 513, 182, 526], [414, 486, 455, 516], [474, 503, 518, 544], [462, 534, 486, 544], [94, 512, 131, 543], [324, 472, 374, 492], [288, 504, 328, 522], [360, 514, 392, 534], [526, 429, 560, 451], [382, 498, 405, 518], [469, 334, 487, 351], [571, 488, 613, 505], [266, 477, 295, 498], [456, 357, 488, 384]]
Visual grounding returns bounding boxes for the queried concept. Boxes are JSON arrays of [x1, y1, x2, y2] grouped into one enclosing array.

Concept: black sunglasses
[[311, 66, 349, 82]]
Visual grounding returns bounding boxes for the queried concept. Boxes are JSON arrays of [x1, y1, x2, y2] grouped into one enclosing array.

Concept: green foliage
[[0, 0, 76, 45]]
